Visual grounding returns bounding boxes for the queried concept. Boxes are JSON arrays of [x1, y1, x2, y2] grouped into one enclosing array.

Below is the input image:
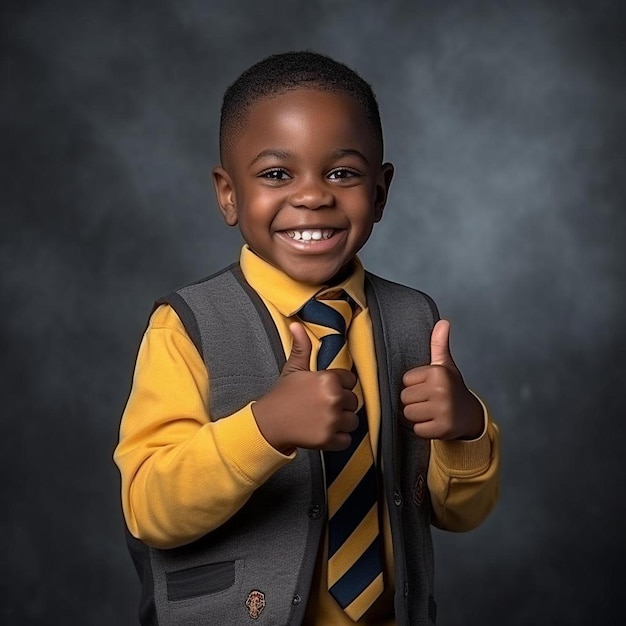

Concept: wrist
[[251, 399, 293, 454], [456, 393, 485, 440]]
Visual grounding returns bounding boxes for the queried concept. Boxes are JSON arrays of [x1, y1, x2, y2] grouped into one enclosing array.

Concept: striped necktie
[[298, 289, 384, 621]]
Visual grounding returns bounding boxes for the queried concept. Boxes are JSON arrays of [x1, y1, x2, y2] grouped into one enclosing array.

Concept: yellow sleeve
[[427, 396, 500, 531], [113, 305, 293, 549]]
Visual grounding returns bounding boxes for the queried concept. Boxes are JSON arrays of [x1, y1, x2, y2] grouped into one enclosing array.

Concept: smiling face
[[213, 88, 394, 285]]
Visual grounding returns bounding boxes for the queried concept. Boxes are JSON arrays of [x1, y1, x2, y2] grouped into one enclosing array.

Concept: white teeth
[[287, 229, 334, 241]]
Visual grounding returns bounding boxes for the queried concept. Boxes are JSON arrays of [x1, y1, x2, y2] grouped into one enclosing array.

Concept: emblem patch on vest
[[245, 590, 266, 619], [413, 473, 425, 507]]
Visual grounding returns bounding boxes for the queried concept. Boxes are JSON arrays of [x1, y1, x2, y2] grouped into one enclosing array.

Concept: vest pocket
[[166, 560, 238, 601]]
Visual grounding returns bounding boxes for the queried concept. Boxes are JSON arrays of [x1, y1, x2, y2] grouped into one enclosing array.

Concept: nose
[[288, 177, 335, 210]]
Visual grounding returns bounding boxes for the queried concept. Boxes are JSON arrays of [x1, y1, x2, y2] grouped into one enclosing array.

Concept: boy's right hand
[[252, 322, 359, 454]]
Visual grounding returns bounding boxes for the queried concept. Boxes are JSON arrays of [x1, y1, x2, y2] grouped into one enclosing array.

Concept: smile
[[286, 228, 335, 241]]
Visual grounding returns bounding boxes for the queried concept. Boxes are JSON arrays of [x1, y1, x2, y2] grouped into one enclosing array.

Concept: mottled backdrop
[[2, 1, 624, 624]]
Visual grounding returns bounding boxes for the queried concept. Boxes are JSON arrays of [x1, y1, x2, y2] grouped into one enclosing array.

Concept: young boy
[[114, 51, 500, 626]]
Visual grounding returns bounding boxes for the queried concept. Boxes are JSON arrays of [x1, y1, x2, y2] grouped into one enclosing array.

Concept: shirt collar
[[239, 245, 368, 317]]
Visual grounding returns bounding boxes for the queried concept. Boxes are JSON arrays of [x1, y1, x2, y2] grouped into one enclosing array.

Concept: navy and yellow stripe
[[298, 290, 383, 620]]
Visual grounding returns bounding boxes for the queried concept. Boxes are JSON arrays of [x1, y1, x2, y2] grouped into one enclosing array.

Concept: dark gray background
[[2, 1, 624, 624]]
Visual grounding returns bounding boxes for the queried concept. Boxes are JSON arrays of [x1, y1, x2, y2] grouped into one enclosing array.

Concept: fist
[[252, 322, 359, 453], [400, 320, 484, 440]]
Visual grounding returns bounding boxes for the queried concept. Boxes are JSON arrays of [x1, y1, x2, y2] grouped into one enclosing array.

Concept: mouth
[[284, 228, 336, 242]]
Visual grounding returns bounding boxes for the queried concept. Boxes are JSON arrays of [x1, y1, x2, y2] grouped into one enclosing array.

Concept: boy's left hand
[[400, 320, 484, 440]]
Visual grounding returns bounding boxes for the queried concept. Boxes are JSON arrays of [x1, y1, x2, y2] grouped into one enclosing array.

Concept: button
[[292, 594, 302, 605], [394, 489, 402, 506], [404, 582, 409, 597], [308, 504, 321, 518]]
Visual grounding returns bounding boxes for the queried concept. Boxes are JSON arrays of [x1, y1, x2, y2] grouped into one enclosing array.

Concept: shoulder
[[154, 263, 244, 330], [148, 303, 187, 333], [163, 262, 241, 303], [147, 264, 241, 356], [364, 271, 439, 322]]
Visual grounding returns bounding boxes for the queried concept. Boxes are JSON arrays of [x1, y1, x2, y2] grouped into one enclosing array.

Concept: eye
[[258, 168, 291, 182], [327, 168, 361, 181]]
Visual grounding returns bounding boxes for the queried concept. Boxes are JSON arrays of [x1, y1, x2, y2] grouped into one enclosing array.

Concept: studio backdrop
[[2, 1, 624, 624]]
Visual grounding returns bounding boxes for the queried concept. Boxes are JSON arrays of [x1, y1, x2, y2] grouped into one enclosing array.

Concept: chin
[[286, 262, 348, 286], [288, 272, 332, 286]]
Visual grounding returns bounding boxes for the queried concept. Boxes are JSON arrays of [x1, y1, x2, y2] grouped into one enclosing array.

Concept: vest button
[[292, 594, 302, 605], [308, 504, 321, 518], [394, 489, 402, 506]]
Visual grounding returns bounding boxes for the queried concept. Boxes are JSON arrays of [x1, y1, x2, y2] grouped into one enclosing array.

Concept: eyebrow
[[249, 148, 370, 168], [332, 149, 370, 165], [249, 149, 291, 167]]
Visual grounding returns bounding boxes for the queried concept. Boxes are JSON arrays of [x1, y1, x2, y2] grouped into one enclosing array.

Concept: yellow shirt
[[114, 245, 500, 625]]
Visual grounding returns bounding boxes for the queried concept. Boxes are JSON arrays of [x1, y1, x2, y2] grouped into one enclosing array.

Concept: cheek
[[345, 189, 378, 222], [350, 212, 376, 243], [239, 190, 280, 221]]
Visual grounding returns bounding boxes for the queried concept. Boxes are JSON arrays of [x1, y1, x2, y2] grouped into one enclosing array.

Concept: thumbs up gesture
[[400, 320, 484, 440], [252, 323, 359, 454]]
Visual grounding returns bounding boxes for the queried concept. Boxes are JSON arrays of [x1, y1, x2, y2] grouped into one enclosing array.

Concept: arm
[[401, 320, 501, 531], [114, 309, 358, 549], [113, 305, 293, 549], [428, 399, 500, 530]]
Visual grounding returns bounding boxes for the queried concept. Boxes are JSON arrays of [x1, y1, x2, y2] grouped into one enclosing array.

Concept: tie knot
[[298, 290, 358, 339], [298, 290, 359, 371]]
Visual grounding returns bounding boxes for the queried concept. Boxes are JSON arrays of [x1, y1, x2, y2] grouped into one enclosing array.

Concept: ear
[[212, 166, 238, 226], [373, 162, 394, 222]]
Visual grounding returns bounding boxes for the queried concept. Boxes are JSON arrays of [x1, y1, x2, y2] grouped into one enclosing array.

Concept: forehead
[[224, 89, 380, 166]]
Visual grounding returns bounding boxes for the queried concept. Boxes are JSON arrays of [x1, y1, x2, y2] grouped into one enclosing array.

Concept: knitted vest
[[126, 263, 439, 626]]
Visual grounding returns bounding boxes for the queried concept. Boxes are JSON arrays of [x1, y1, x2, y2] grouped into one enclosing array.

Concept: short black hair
[[219, 51, 383, 161]]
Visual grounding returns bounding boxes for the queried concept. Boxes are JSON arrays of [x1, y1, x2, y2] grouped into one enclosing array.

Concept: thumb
[[282, 322, 313, 375], [430, 319, 455, 367]]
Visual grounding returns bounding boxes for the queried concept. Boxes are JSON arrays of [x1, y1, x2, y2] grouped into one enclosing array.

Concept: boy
[[114, 51, 500, 626]]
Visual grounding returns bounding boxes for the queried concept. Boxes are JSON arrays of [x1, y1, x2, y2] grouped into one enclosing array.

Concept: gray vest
[[126, 264, 439, 625]]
